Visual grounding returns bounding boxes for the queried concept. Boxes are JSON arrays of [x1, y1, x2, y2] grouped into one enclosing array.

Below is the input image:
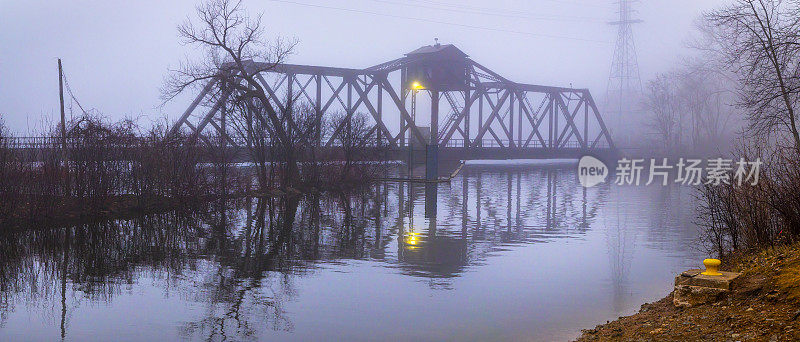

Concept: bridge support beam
[[426, 90, 439, 181], [167, 46, 616, 160]]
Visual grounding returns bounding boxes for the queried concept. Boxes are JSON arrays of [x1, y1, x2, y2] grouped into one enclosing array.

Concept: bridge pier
[[426, 144, 438, 180], [426, 90, 440, 181], [425, 183, 438, 218]]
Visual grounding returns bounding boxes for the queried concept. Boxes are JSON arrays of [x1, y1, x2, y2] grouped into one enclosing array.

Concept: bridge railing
[[4, 136, 191, 149], [4, 137, 62, 149], [441, 139, 609, 149], [4, 136, 611, 150]]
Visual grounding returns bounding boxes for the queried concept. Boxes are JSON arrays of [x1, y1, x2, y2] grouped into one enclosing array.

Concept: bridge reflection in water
[[393, 166, 605, 284], [0, 165, 701, 341]]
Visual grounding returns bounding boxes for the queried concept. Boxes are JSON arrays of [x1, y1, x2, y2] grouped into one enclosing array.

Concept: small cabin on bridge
[[402, 43, 470, 92]]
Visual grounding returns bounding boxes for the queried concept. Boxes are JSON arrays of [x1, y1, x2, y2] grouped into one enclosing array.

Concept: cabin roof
[[405, 44, 468, 59]]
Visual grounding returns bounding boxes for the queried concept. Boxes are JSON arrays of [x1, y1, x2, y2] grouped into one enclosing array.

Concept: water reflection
[[0, 165, 701, 341]]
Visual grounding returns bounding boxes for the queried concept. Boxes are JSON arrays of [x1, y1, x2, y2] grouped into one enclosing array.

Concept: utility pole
[[605, 0, 643, 139], [409, 88, 417, 166], [58, 58, 71, 340], [58, 59, 66, 151], [58, 59, 69, 196]]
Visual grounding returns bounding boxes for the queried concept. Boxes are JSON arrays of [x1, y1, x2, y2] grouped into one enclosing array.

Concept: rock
[[766, 290, 780, 300], [673, 284, 727, 308], [674, 270, 741, 290], [681, 269, 702, 277], [673, 269, 741, 308]]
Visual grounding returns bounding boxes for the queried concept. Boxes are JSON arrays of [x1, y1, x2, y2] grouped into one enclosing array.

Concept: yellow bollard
[[701, 258, 722, 276]]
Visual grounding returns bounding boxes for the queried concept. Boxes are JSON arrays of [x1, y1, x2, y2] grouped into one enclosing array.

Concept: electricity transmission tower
[[605, 0, 643, 137]]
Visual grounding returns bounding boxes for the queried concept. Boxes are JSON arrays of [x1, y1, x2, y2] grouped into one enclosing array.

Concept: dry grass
[[734, 243, 800, 302], [696, 139, 800, 257], [775, 261, 800, 301]]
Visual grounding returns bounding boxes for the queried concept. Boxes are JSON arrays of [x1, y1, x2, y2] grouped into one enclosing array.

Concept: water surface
[[0, 164, 703, 341]]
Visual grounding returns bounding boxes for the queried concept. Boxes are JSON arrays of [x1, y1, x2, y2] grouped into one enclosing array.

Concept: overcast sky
[[0, 0, 727, 134]]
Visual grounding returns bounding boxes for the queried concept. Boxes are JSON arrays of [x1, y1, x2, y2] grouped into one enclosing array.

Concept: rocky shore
[[576, 243, 800, 341]]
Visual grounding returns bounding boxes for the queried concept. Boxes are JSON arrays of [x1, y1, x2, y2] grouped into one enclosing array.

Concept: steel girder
[[170, 55, 615, 152]]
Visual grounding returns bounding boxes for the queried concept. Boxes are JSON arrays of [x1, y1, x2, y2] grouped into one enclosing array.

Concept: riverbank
[[576, 243, 800, 341], [2, 180, 380, 230], [4, 189, 282, 229], [5, 194, 216, 229]]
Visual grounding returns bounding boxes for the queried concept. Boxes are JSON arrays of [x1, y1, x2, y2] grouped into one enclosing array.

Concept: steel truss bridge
[[170, 43, 616, 168]]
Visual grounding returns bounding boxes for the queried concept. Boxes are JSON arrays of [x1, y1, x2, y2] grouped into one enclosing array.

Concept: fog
[[1, 0, 726, 135]]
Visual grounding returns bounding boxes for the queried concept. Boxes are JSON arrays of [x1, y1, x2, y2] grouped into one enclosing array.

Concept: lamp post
[[409, 83, 419, 169], [408, 81, 439, 181]]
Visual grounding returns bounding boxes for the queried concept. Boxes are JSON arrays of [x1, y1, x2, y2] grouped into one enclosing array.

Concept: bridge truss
[[170, 44, 615, 155]]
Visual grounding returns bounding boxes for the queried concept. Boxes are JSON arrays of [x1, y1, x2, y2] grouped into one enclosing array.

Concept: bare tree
[[703, 0, 800, 153], [642, 74, 681, 153], [0, 120, 22, 222], [164, 0, 299, 187], [675, 59, 740, 153], [327, 111, 385, 186]]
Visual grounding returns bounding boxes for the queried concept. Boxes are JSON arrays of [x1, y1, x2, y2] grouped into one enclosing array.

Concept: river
[[0, 163, 704, 341]]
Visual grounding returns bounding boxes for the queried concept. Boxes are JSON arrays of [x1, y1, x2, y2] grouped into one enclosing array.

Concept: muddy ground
[[576, 243, 800, 341]]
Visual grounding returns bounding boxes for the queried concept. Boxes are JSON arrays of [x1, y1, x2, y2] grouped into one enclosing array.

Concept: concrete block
[[675, 269, 741, 290], [673, 285, 727, 308], [673, 269, 741, 307]]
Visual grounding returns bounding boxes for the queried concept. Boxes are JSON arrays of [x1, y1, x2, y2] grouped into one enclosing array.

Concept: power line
[[524, 0, 612, 8], [366, 0, 607, 23], [265, 0, 611, 44], [61, 68, 89, 117], [605, 0, 643, 125], [410, 0, 610, 14]]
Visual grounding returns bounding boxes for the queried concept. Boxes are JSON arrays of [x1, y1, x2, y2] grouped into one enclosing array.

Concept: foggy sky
[[0, 0, 727, 134]]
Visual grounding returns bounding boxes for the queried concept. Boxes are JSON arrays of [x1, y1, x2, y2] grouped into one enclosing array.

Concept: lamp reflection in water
[[401, 184, 438, 250], [396, 182, 469, 285], [404, 231, 422, 250]]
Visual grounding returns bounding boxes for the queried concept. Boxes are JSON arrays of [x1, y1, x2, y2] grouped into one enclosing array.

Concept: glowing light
[[411, 81, 424, 90], [404, 232, 421, 246]]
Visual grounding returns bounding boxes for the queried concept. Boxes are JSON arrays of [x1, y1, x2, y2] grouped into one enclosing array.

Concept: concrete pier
[[673, 269, 741, 308]]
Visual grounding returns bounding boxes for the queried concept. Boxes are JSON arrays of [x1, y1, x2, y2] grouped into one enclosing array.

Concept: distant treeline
[[0, 116, 225, 227], [693, 0, 800, 255], [0, 112, 387, 229]]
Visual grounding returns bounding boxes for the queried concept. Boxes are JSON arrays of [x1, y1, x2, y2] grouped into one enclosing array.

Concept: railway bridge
[[169, 42, 616, 179], [9, 43, 616, 177]]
